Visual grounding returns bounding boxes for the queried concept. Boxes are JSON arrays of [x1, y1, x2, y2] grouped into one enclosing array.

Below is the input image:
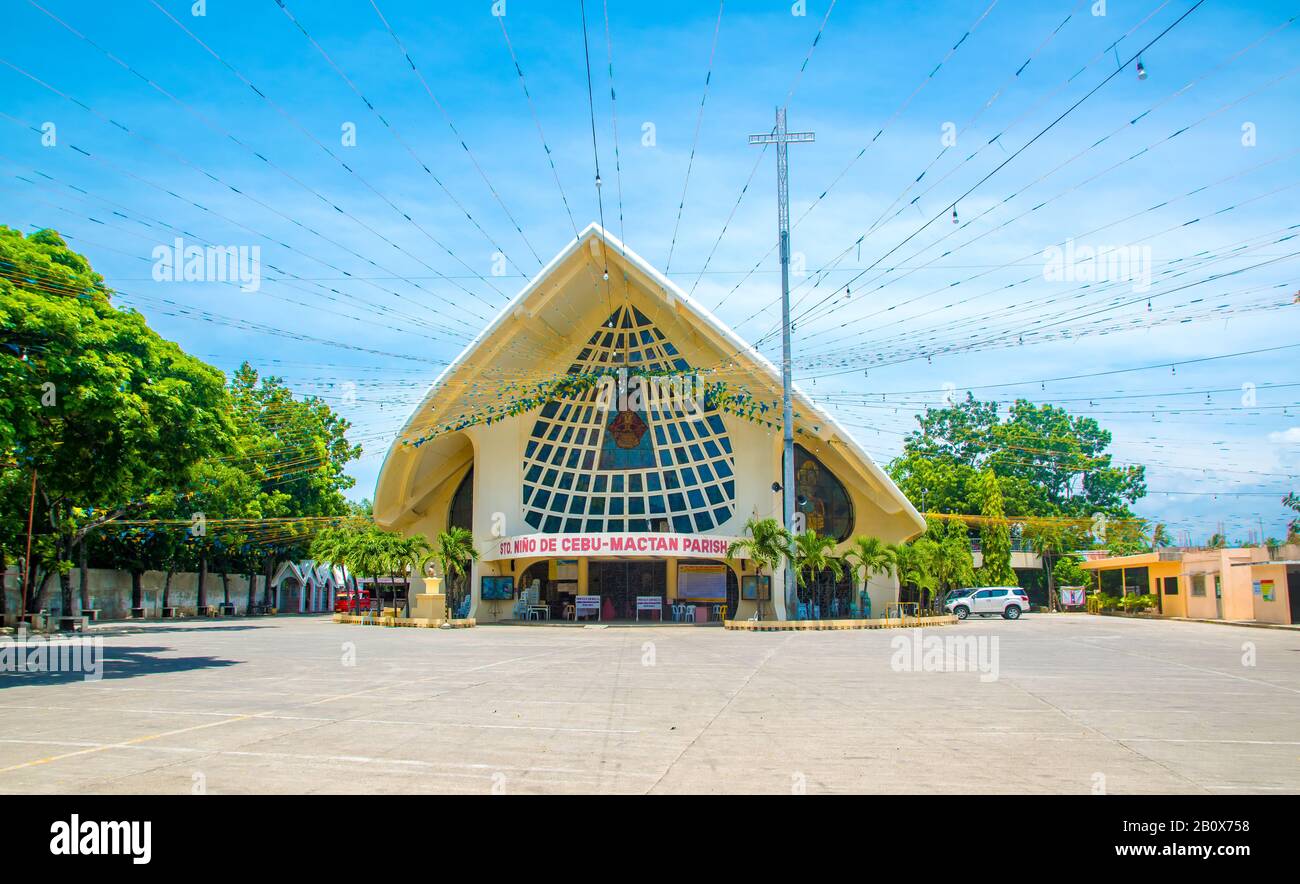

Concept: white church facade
[[374, 225, 924, 622]]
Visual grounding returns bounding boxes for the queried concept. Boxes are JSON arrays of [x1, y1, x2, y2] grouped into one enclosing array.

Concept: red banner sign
[[485, 532, 743, 561]]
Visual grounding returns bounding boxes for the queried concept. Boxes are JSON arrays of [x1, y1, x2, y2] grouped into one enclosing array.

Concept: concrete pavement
[[0, 613, 1296, 794]]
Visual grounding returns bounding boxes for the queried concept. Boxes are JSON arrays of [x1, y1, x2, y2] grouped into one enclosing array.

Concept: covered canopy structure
[[374, 224, 924, 621]]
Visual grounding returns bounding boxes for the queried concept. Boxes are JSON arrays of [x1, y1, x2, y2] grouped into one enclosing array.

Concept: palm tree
[[1150, 522, 1172, 548], [423, 526, 478, 619], [725, 517, 792, 620], [347, 526, 390, 613], [893, 538, 937, 613], [311, 521, 408, 615], [310, 524, 357, 610], [386, 534, 430, 618], [844, 536, 896, 618], [1025, 522, 1068, 612], [792, 529, 844, 619]]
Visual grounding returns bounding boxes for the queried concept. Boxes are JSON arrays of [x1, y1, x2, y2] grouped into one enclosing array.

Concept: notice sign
[[575, 595, 600, 619], [1059, 587, 1085, 607], [488, 532, 741, 562], [636, 595, 662, 621], [741, 575, 771, 601], [678, 563, 726, 601]]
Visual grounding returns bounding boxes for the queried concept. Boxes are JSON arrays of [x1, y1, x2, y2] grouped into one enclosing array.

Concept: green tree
[[0, 228, 233, 622], [228, 364, 359, 524], [844, 536, 896, 617], [1025, 521, 1076, 611], [381, 534, 429, 618], [725, 517, 792, 619], [1284, 493, 1299, 538], [310, 521, 416, 614], [975, 470, 1017, 587], [1053, 555, 1089, 589], [888, 394, 1146, 522], [893, 537, 937, 609], [930, 518, 976, 606], [791, 529, 843, 618], [225, 363, 361, 604], [426, 526, 478, 618], [98, 521, 163, 615]]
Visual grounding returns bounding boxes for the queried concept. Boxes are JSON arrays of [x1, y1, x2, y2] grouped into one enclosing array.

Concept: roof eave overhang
[[375, 224, 925, 537]]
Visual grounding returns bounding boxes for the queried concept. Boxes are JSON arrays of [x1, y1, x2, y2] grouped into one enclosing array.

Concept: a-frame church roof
[[374, 223, 924, 539]]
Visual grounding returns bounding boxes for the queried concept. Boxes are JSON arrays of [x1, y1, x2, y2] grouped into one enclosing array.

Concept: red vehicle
[[334, 588, 371, 614]]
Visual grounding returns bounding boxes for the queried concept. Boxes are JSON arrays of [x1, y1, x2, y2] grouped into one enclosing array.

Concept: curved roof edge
[[375, 223, 925, 539]]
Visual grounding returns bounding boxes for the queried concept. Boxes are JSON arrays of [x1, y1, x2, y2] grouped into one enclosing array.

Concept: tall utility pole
[[749, 107, 813, 619], [20, 468, 37, 623]]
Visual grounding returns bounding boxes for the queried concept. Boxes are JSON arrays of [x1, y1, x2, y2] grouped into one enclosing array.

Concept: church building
[[374, 225, 924, 621]]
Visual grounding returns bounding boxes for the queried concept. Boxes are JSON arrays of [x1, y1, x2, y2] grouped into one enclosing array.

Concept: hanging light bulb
[[602, 269, 609, 281], [1136, 58, 1147, 80], [951, 207, 959, 224], [595, 174, 602, 188]]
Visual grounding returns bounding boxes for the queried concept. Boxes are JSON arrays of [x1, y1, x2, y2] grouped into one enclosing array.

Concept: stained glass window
[[794, 444, 854, 542], [521, 305, 736, 533], [448, 468, 473, 531]]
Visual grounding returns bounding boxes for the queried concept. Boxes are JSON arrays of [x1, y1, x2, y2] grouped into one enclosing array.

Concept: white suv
[[946, 586, 1029, 620]]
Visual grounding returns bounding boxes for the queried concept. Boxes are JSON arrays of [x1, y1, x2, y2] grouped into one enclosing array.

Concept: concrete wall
[[972, 550, 1043, 570], [1139, 561, 1184, 617], [0, 567, 318, 620], [1241, 562, 1292, 625], [1183, 569, 1221, 620]]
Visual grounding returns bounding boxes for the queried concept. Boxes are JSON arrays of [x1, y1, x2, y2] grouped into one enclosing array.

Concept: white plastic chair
[[524, 586, 542, 620]]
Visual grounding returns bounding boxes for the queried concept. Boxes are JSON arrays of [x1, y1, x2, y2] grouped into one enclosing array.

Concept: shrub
[[1118, 593, 1158, 612]]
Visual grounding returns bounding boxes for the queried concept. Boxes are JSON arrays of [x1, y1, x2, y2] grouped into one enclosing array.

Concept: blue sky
[[2, 0, 1298, 541]]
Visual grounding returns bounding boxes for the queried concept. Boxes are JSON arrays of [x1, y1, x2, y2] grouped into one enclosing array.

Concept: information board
[[741, 575, 771, 601], [481, 576, 514, 600], [575, 594, 601, 619], [678, 563, 726, 600]]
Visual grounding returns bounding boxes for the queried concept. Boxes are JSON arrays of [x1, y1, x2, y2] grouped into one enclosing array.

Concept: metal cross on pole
[[749, 107, 813, 620]]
